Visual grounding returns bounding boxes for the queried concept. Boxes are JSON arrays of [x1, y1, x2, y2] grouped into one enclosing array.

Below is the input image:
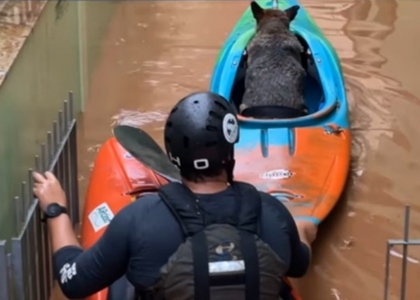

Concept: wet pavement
[[74, 1, 420, 299]]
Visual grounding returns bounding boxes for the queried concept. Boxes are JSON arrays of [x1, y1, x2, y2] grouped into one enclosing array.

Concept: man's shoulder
[[133, 192, 164, 208], [258, 191, 285, 207], [257, 191, 291, 218], [117, 192, 165, 217]]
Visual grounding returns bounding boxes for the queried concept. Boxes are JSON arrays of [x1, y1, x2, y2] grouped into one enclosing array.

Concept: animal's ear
[[251, 1, 265, 22], [285, 5, 300, 21]]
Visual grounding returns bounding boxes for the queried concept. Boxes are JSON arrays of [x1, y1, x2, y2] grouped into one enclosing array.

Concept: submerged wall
[[0, 0, 117, 239]]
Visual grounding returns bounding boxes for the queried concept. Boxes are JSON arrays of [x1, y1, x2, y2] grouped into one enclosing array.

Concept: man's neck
[[182, 179, 229, 195]]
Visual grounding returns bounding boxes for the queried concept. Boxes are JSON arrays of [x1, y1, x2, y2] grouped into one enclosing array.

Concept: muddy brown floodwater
[[69, 1, 420, 299]]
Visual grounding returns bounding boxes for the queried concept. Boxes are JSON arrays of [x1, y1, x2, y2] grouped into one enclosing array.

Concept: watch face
[[47, 203, 63, 217]]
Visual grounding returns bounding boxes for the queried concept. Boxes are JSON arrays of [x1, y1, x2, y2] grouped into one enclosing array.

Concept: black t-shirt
[[53, 187, 310, 299]]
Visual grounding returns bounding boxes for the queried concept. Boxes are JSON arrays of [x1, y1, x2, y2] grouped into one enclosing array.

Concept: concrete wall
[[0, 1, 117, 239]]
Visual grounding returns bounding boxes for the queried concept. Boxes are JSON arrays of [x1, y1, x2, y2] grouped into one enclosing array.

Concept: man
[[33, 91, 317, 299]]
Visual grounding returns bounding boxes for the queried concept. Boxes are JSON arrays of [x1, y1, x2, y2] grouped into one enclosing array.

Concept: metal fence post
[[384, 205, 420, 299], [0, 240, 10, 299]]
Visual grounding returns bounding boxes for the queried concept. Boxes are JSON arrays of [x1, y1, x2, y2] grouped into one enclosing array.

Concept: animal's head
[[250, 1, 300, 30]]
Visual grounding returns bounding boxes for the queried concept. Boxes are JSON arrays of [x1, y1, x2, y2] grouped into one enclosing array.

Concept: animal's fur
[[240, 1, 307, 115]]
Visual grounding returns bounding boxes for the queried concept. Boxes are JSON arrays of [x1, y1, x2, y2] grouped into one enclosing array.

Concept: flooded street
[[75, 1, 420, 299]]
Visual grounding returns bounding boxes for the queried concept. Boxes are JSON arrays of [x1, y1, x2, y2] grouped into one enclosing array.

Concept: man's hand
[[295, 220, 318, 246], [32, 171, 67, 211]]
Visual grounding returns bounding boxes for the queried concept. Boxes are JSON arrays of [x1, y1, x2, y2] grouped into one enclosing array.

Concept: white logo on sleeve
[[222, 113, 238, 144], [59, 263, 77, 284]]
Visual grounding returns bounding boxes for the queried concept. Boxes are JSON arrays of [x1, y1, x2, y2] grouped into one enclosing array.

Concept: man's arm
[[47, 214, 80, 251], [259, 193, 314, 278], [284, 218, 312, 278], [52, 205, 133, 299], [32, 171, 134, 298]]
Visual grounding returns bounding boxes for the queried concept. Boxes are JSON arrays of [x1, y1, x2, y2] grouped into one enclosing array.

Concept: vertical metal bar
[[0, 241, 10, 300], [21, 182, 27, 216], [48, 238, 53, 294], [29, 218, 36, 300], [63, 142, 72, 220], [14, 196, 22, 234], [58, 110, 64, 138], [69, 91, 74, 120], [41, 143, 47, 172], [47, 131, 53, 164], [35, 152, 48, 299], [53, 121, 59, 151], [400, 205, 410, 300], [70, 124, 80, 225], [64, 100, 70, 129], [12, 238, 24, 300], [24, 223, 31, 300], [37, 208, 47, 300], [28, 168, 41, 299], [30, 204, 40, 300], [68, 90, 78, 224], [28, 169, 34, 206]]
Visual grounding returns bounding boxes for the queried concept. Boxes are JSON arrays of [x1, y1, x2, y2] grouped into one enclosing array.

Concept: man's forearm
[[47, 214, 80, 253], [297, 227, 312, 261]]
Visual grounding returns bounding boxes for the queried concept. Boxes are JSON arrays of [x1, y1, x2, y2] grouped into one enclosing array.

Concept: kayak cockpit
[[212, 26, 340, 127], [231, 33, 327, 119]]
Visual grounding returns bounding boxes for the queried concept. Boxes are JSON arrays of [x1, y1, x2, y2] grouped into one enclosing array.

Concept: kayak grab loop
[[272, 0, 278, 9], [323, 124, 343, 135]]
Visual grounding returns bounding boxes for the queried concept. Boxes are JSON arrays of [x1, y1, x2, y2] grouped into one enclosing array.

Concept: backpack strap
[[158, 182, 205, 237], [231, 181, 262, 300], [158, 181, 262, 300], [159, 182, 210, 300], [231, 181, 262, 233]]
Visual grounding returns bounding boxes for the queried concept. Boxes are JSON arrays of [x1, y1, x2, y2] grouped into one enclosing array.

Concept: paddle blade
[[113, 125, 181, 182]]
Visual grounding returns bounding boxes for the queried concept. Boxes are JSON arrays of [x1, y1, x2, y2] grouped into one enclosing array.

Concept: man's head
[[164, 91, 239, 183]]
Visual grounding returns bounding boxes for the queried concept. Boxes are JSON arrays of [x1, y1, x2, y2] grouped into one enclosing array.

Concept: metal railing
[[384, 205, 419, 300], [0, 92, 79, 300]]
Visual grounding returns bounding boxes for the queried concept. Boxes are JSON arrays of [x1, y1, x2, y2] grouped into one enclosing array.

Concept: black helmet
[[164, 91, 239, 181]]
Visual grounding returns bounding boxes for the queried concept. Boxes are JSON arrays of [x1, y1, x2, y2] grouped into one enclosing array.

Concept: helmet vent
[[194, 100, 199, 104], [206, 125, 218, 132], [166, 121, 173, 128], [209, 111, 223, 120], [214, 100, 227, 110]]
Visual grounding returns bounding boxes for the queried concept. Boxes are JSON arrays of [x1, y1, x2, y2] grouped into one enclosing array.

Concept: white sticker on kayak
[[88, 203, 115, 232], [260, 169, 293, 180]]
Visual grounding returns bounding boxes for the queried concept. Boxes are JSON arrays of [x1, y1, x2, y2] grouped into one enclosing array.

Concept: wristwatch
[[41, 203, 68, 222]]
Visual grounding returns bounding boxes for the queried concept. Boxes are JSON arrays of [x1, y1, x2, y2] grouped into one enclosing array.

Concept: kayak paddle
[[113, 125, 181, 183]]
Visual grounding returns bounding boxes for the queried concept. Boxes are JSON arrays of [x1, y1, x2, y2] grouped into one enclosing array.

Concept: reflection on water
[[111, 109, 167, 127], [75, 1, 420, 299], [295, 1, 420, 299]]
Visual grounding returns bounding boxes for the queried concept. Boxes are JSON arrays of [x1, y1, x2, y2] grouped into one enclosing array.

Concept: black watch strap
[[41, 203, 68, 223]]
